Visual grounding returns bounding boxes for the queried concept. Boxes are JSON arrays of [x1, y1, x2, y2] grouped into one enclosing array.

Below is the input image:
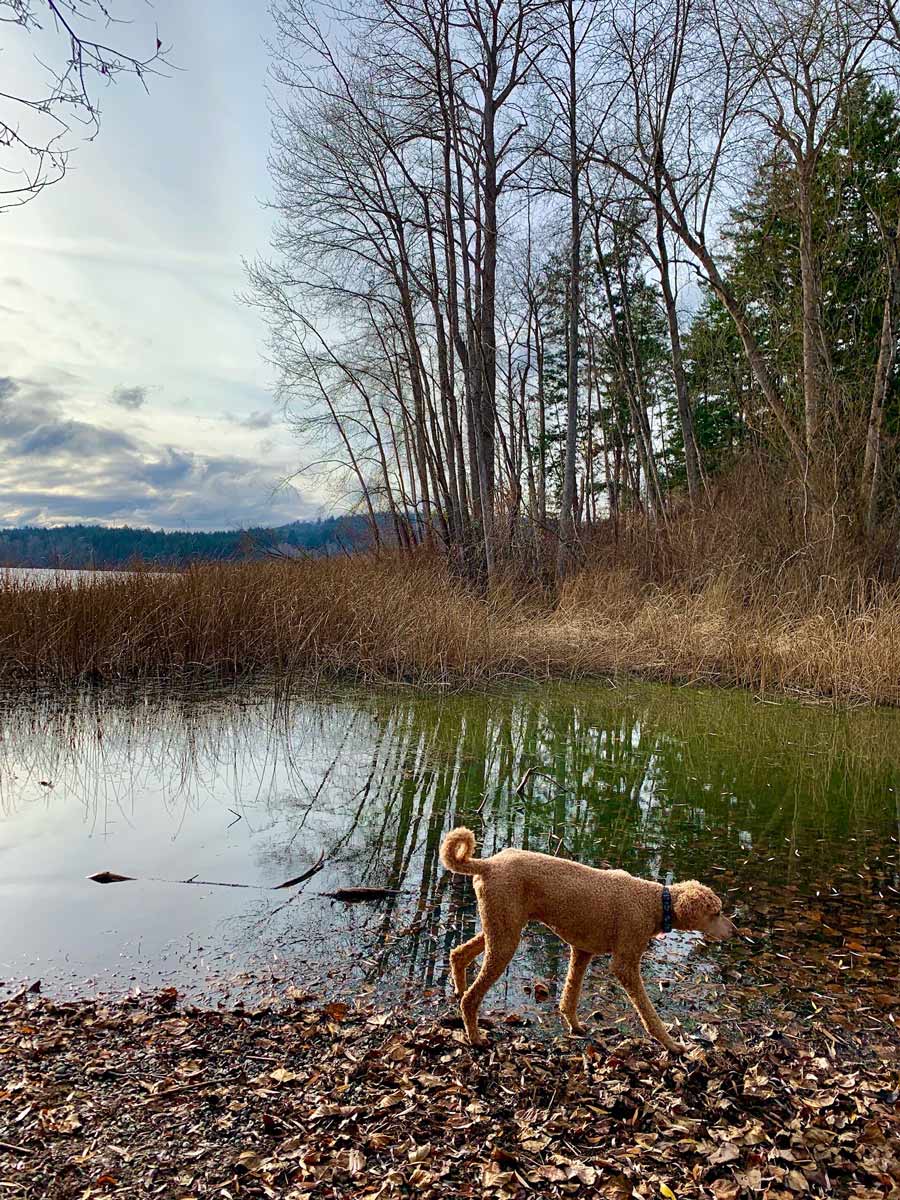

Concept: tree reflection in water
[[0, 681, 897, 1009]]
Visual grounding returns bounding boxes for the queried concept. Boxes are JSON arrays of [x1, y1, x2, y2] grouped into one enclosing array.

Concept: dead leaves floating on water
[[1, 991, 897, 1200]]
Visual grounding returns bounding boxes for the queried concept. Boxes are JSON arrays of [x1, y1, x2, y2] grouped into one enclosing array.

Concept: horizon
[[0, 512, 365, 536]]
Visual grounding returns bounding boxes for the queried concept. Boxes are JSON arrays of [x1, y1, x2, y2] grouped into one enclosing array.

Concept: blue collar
[[661, 885, 673, 934]]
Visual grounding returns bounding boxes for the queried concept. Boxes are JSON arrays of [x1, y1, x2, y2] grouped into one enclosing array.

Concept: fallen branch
[[88, 854, 327, 892], [514, 767, 534, 796], [320, 887, 401, 902], [514, 767, 573, 797], [274, 851, 326, 889], [137, 1081, 217, 1108]]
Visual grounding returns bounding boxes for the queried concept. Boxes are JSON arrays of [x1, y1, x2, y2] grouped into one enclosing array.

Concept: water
[[0, 567, 159, 586], [1, 681, 897, 1030]]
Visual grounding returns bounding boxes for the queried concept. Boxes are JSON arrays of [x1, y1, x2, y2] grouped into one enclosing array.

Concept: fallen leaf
[[709, 1142, 741, 1165], [270, 1067, 301, 1084]]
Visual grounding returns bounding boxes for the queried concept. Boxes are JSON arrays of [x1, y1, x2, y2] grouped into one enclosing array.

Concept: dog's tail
[[440, 826, 487, 876]]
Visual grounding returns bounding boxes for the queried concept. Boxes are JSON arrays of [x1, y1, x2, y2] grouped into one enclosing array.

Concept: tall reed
[[1, 546, 898, 703]]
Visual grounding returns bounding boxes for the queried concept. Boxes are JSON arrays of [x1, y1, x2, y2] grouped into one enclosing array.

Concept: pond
[[1, 681, 898, 1040]]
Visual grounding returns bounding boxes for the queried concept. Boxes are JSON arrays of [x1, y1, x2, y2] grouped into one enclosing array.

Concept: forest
[[0, 515, 381, 568], [249, 0, 900, 588]]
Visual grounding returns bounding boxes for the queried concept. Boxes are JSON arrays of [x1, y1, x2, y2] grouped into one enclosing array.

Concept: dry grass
[[551, 566, 900, 705], [1, 539, 899, 703], [0, 557, 538, 688]]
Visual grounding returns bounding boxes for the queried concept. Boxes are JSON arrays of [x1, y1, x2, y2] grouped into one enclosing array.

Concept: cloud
[[0, 377, 66, 437], [111, 385, 150, 411], [15, 420, 139, 459], [228, 408, 275, 430], [0, 376, 316, 531]]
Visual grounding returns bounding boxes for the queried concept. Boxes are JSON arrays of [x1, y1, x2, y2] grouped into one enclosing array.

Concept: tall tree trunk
[[557, 0, 581, 578], [798, 169, 824, 452], [478, 94, 499, 572], [654, 191, 701, 504], [862, 209, 900, 539]]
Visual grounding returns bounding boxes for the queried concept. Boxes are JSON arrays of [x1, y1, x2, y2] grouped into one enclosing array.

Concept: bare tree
[[255, 0, 899, 573], [532, 0, 600, 572], [1, 1, 167, 209]]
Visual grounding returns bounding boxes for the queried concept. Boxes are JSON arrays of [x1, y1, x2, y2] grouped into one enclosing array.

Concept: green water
[[1, 680, 897, 1030], [363, 682, 899, 876]]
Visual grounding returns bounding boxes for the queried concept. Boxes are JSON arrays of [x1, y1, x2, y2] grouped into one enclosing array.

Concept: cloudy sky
[[1, 1, 321, 531]]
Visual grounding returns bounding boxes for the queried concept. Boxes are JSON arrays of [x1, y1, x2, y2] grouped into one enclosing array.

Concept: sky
[[0, 0, 322, 531]]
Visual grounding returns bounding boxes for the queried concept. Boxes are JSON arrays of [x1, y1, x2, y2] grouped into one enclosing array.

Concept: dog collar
[[661, 885, 673, 934]]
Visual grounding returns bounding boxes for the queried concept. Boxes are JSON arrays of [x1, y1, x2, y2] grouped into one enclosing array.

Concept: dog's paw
[[665, 1039, 688, 1055], [564, 1021, 587, 1036]]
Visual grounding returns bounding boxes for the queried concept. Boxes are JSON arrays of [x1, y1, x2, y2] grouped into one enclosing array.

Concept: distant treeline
[[0, 515, 387, 568]]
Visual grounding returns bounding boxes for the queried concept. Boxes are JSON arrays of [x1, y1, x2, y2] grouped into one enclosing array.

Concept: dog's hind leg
[[559, 947, 593, 1034], [611, 953, 686, 1055], [450, 931, 485, 998], [460, 932, 519, 1046]]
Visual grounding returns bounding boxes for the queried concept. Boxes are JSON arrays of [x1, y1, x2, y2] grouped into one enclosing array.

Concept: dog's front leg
[[559, 947, 593, 1034], [612, 954, 686, 1054]]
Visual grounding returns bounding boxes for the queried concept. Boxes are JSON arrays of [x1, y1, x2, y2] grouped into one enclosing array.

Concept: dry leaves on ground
[[1, 986, 897, 1200]]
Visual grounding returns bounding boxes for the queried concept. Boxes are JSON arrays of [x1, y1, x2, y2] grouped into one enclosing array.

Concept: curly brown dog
[[441, 827, 735, 1053]]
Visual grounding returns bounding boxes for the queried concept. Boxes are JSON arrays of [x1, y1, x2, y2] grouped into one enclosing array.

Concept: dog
[[441, 827, 735, 1053]]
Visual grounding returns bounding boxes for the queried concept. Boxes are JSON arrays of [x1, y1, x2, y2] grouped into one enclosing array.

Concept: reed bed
[[1, 550, 899, 704], [0, 557, 537, 687]]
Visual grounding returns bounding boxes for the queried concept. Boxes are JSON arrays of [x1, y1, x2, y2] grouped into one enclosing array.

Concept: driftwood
[[320, 886, 401, 902]]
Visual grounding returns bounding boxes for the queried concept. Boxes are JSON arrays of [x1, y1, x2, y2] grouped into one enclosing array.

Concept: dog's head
[[672, 881, 735, 941]]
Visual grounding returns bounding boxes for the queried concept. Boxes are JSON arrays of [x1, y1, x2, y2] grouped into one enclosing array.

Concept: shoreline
[[0, 654, 896, 710], [2, 990, 897, 1199]]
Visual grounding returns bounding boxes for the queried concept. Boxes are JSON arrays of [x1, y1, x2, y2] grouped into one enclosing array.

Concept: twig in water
[[274, 851, 326, 889], [91, 852, 327, 894], [515, 767, 534, 797]]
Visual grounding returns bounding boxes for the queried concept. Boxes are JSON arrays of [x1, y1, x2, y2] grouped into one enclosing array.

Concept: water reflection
[[1, 682, 897, 1021]]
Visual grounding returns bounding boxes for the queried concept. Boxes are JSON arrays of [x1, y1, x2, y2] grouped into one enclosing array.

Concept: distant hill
[[0, 515, 385, 569]]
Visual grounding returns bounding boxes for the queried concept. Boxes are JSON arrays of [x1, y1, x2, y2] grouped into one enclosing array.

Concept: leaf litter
[[1, 985, 896, 1198]]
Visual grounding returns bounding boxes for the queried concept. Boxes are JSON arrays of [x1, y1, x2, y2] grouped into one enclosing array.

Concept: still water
[[1, 682, 897, 1027]]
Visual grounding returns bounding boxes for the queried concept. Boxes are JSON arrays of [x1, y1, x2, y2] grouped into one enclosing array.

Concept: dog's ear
[[673, 881, 719, 930]]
